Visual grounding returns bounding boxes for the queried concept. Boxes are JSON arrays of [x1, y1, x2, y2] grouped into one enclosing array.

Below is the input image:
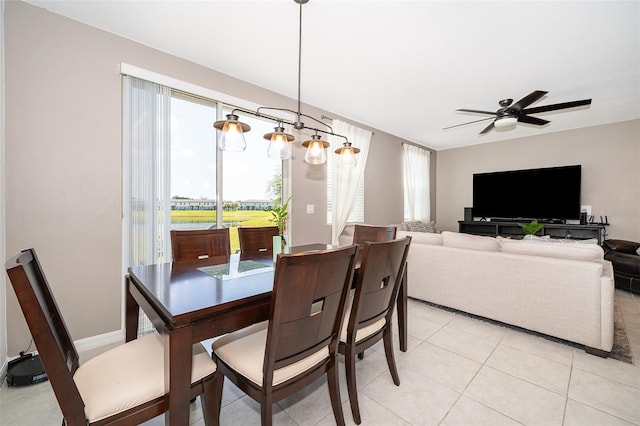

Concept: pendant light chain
[[213, 0, 358, 166], [296, 0, 303, 129]]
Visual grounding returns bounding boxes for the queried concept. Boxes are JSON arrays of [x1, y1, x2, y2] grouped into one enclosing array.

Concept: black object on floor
[[6, 353, 48, 387]]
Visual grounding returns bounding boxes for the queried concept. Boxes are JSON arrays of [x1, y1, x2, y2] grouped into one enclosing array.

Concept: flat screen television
[[472, 165, 581, 221]]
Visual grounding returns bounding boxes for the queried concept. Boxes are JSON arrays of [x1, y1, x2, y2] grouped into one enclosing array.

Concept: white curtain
[[122, 75, 172, 267], [403, 143, 431, 222], [329, 120, 372, 245]]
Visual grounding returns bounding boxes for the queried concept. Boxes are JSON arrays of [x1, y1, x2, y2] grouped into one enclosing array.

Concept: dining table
[[125, 243, 407, 426]]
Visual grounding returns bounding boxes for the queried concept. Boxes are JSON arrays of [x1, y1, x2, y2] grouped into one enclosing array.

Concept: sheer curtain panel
[[403, 143, 430, 222], [329, 120, 372, 245], [122, 75, 172, 267]]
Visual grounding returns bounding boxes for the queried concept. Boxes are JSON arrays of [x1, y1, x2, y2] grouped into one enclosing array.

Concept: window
[[123, 73, 287, 264], [170, 92, 217, 229], [402, 143, 430, 222], [326, 152, 364, 224]]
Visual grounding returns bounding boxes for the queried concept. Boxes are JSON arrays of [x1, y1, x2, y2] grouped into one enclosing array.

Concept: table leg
[[167, 326, 193, 426], [124, 275, 139, 342], [397, 262, 408, 352]]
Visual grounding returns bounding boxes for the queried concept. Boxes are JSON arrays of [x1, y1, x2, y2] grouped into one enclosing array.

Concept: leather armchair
[[603, 239, 640, 294]]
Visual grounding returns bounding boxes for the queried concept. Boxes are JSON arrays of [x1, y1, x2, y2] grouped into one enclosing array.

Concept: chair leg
[[383, 327, 400, 386], [208, 370, 224, 425], [344, 346, 362, 424], [261, 393, 273, 426], [200, 374, 220, 426], [327, 360, 346, 426]]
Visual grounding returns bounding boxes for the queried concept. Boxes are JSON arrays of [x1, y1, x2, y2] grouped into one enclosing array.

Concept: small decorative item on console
[[518, 220, 545, 238]]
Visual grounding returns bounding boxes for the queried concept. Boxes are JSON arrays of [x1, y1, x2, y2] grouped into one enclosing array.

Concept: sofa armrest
[[603, 239, 640, 255], [604, 251, 640, 276]]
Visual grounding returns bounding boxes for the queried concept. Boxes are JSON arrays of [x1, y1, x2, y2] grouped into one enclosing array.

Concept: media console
[[458, 220, 605, 244]]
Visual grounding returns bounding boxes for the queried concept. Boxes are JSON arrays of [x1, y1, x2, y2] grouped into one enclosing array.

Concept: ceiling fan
[[444, 90, 592, 134]]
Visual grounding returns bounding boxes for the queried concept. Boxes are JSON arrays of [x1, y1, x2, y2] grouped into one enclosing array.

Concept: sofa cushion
[[398, 230, 442, 245], [404, 220, 436, 233], [441, 231, 499, 251], [499, 238, 604, 263]]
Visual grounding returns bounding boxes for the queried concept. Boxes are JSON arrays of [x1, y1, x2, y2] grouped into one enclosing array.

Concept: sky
[[171, 98, 281, 201]]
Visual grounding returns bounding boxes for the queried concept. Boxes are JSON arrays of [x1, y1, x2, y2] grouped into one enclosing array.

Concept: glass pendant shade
[[214, 114, 250, 152], [494, 116, 518, 128], [302, 134, 330, 165], [335, 142, 360, 167], [264, 126, 294, 160]]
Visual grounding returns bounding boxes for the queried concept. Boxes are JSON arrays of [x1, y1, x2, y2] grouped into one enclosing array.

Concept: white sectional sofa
[[397, 230, 615, 355], [340, 224, 615, 355]]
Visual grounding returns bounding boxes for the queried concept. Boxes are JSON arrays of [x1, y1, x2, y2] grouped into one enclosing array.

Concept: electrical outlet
[[306, 204, 314, 214]]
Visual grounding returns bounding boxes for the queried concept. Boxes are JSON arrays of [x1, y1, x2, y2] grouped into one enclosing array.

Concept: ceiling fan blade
[[479, 121, 495, 134], [456, 109, 496, 115], [522, 99, 592, 115], [443, 117, 495, 130], [518, 115, 550, 126], [509, 90, 548, 111]]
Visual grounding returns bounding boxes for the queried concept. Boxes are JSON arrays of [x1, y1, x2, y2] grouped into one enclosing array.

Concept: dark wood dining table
[[125, 243, 407, 426]]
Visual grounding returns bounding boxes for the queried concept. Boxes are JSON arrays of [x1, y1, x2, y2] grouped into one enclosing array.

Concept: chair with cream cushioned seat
[[171, 228, 231, 266], [237, 226, 280, 260], [338, 236, 412, 424], [211, 245, 359, 426], [4, 248, 219, 426], [352, 224, 397, 246]]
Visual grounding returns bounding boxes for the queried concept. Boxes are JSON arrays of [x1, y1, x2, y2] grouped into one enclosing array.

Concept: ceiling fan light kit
[[212, 0, 357, 166], [494, 116, 518, 128], [445, 90, 592, 135]]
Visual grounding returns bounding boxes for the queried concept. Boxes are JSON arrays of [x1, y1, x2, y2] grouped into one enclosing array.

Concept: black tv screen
[[472, 165, 581, 221]]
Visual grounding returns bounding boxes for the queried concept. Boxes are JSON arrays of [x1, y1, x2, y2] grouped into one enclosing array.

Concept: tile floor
[[2, 289, 639, 426]]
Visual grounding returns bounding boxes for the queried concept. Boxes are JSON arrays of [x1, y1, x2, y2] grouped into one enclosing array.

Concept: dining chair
[[210, 245, 359, 426], [338, 236, 412, 424], [237, 226, 279, 260], [352, 224, 397, 245], [351, 223, 401, 358], [4, 248, 219, 426], [170, 228, 230, 266]]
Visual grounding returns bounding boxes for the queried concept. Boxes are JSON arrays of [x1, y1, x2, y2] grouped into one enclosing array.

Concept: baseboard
[[74, 329, 125, 353]]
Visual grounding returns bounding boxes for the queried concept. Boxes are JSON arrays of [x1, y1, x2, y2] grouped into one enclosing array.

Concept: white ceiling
[[24, 0, 640, 151]]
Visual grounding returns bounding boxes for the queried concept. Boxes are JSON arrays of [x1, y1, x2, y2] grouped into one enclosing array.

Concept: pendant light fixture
[[213, 0, 358, 166], [264, 123, 294, 160], [334, 142, 361, 168], [302, 132, 329, 164]]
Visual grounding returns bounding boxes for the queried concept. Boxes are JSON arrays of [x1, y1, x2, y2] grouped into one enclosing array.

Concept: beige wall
[[3, 1, 409, 355], [436, 119, 640, 241]]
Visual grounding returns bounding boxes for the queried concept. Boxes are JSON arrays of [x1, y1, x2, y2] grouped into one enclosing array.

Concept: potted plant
[[269, 196, 291, 258], [518, 220, 545, 239]]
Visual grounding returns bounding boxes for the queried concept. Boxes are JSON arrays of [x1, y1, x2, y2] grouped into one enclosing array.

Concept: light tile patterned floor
[[2, 289, 639, 425]]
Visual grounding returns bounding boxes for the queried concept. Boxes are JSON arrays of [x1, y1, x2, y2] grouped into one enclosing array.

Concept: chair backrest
[[346, 237, 412, 342], [170, 228, 231, 266], [263, 245, 358, 386], [238, 226, 279, 260], [5, 248, 87, 424], [352, 224, 397, 245]]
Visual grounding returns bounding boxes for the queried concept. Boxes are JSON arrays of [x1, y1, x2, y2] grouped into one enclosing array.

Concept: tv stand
[[458, 220, 605, 244]]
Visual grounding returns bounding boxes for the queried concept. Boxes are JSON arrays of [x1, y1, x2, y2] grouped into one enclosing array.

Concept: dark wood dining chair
[[210, 245, 359, 426], [4, 248, 219, 426], [352, 224, 397, 245], [237, 226, 279, 260], [170, 228, 230, 266], [338, 236, 412, 424]]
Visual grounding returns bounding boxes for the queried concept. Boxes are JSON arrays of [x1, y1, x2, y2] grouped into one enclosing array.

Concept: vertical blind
[[122, 75, 172, 266]]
